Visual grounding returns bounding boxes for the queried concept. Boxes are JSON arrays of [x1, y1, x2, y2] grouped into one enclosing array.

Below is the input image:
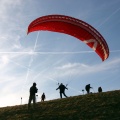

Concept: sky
[[0, 0, 120, 107]]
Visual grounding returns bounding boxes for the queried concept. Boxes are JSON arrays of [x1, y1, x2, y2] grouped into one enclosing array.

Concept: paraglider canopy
[[27, 14, 109, 61]]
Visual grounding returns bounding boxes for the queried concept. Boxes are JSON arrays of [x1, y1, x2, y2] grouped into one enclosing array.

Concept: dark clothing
[[56, 84, 68, 98], [30, 86, 38, 96], [60, 92, 67, 98], [98, 87, 102, 93], [85, 84, 92, 94], [28, 95, 36, 108], [28, 84, 38, 109], [41, 93, 46, 102]]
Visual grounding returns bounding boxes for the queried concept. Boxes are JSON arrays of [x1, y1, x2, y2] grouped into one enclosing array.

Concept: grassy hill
[[0, 90, 120, 120]]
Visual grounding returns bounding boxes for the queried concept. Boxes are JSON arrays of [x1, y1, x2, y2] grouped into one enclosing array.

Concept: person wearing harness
[[56, 83, 68, 98]]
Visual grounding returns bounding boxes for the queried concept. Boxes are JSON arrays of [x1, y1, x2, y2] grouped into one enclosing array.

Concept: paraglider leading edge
[[27, 14, 109, 61]]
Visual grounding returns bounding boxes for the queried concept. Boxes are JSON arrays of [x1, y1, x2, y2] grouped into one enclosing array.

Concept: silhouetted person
[[56, 83, 68, 98], [98, 87, 102, 93], [85, 84, 92, 94], [41, 93, 46, 102], [28, 82, 38, 109]]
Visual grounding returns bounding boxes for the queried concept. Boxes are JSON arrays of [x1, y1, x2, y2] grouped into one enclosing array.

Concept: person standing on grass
[[98, 87, 102, 93], [85, 84, 92, 94], [28, 82, 38, 109], [41, 93, 46, 102], [56, 83, 68, 98]]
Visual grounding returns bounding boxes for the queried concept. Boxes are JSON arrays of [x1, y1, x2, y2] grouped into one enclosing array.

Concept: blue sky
[[0, 0, 120, 107]]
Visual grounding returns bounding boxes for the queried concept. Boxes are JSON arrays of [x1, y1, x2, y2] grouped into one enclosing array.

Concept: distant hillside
[[0, 90, 120, 120]]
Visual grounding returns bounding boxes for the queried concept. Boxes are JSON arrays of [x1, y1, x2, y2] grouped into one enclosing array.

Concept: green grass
[[0, 90, 120, 120]]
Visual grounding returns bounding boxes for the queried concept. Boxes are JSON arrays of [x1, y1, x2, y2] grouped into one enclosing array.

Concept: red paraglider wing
[[27, 14, 109, 61]]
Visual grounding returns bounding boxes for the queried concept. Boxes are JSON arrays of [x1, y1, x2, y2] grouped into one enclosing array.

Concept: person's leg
[[28, 96, 32, 109], [87, 89, 89, 94], [63, 92, 67, 98], [33, 95, 36, 109], [60, 93, 62, 98], [88, 89, 90, 94]]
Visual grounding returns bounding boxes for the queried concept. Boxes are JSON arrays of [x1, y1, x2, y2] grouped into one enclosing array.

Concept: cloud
[[56, 62, 88, 70], [1, 55, 9, 65], [52, 58, 120, 78]]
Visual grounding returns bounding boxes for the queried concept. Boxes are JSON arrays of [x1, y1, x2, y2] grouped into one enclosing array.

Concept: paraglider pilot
[[41, 93, 46, 102], [85, 84, 92, 94], [56, 83, 68, 98], [28, 82, 38, 109]]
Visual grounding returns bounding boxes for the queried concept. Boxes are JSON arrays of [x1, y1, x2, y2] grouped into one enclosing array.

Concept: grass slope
[[0, 90, 120, 120]]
